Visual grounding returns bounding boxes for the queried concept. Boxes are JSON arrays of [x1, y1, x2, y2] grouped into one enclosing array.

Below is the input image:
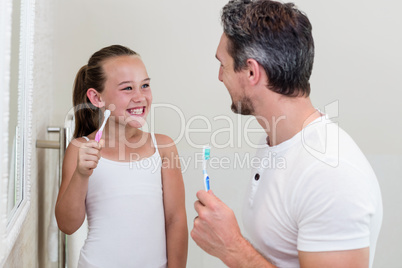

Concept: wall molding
[[0, 0, 35, 265]]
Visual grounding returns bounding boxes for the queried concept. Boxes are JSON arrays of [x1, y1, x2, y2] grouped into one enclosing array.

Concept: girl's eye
[[142, 84, 150, 89], [123, 86, 132, 91]]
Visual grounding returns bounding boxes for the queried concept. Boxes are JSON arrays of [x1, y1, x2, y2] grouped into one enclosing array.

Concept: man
[[191, 0, 383, 267]]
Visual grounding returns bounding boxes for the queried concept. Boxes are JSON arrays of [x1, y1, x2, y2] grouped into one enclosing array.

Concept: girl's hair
[[72, 45, 138, 138]]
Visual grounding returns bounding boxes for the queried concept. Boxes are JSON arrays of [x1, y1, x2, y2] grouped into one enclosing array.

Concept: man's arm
[[191, 190, 370, 268], [299, 248, 369, 268], [191, 190, 276, 268]]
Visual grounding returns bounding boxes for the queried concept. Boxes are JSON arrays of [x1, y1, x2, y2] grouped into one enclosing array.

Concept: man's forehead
[[216, 34, 228, 61]]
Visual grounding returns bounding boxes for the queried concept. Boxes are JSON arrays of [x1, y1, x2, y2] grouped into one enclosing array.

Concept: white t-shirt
[[78, 133, 167, 268], [242, 116, 383, 268]]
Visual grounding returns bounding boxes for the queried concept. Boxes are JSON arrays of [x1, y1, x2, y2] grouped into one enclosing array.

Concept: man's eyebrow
[[118, 78, 151, 86]]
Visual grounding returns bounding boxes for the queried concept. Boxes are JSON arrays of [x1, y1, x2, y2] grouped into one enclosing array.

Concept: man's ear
[[87, 88, 105, 108], [246, 58, 261, 86]]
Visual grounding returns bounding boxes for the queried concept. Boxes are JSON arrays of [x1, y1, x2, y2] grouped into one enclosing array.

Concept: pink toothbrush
[[95, 109, 111, 142]]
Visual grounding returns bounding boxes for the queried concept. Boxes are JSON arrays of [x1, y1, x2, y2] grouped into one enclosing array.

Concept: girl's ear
[[87, 88, 105, 108]]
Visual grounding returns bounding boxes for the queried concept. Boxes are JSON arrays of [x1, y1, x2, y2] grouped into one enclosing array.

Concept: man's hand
[[191, 190, 244, 262]]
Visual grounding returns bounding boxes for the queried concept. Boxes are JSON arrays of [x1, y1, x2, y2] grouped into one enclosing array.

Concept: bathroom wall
[[3, 0, 58, 267], [2, 0, 401, 267]]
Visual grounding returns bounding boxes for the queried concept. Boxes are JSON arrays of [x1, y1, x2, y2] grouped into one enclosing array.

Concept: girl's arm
[[55, 138, 102, 235], [158, 134, 188, 268]]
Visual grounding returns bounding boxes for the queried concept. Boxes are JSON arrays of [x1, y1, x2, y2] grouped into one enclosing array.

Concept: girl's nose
[[132, 90, 146, 102]]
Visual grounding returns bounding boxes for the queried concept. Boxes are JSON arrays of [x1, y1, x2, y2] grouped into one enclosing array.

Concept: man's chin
[[231, 102, 253, 116]]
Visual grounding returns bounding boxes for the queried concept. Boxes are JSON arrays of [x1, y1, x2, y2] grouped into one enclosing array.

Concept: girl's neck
[[100, 123, 152, 162], [103, 121, 146, 146]]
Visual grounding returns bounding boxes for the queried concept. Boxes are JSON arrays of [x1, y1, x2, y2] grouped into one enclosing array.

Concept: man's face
[[216, 34, 254, 115]]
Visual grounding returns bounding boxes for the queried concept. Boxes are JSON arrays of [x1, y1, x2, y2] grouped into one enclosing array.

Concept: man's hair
[[221, 0, 314, 96]]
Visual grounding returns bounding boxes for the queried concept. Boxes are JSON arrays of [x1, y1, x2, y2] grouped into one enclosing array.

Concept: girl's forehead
[[103, 55, 143, 69], [103, 55, 148, 81]]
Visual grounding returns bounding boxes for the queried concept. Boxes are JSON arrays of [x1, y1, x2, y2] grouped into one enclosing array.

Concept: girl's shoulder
[[68, 136, 92, 147], [63, 137, 87, 167], [64, 137, 87, 157], [153, 133, 175, 145], [68, 130, 96, 145], [65, 133, 96, 154], [152, 133, 178, 156]]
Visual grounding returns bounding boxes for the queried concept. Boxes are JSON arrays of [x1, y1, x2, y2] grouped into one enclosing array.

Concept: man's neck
[[255, 95, 321, 146]]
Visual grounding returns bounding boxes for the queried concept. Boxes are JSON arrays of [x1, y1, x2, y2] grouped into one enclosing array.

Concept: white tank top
[[78, 133, 167, 268]]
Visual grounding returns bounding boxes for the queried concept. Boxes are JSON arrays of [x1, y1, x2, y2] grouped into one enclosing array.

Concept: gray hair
[[221, 0, 314, 96]]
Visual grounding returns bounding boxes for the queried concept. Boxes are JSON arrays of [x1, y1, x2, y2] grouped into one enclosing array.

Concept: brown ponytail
[[72, 45, 138, 138]]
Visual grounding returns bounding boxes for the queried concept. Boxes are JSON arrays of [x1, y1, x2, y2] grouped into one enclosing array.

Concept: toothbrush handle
[[203, 171, 210, 191], [95, 131, 102, 142]]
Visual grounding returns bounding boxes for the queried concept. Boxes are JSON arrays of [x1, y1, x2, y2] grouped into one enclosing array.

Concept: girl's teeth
[[130, 108, 143, 115]]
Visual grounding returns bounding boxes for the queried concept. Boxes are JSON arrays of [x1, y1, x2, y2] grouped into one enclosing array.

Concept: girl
[[55, 45, 188, 268]]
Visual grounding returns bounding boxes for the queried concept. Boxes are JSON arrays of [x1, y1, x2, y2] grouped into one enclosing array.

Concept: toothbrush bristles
[[203, 146, 210, 160]]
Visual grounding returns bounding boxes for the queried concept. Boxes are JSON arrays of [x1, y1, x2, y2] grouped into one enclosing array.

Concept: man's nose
[[218, 66, 223, 82]]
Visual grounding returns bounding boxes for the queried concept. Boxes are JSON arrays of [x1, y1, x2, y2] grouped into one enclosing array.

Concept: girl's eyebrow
[[118, 78, 151, 86]]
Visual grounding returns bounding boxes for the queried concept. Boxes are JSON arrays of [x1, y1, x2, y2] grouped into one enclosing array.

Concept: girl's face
[[101, 55, 152, 129]]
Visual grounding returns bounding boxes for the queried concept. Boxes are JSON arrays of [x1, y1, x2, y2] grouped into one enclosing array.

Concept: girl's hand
[[76, 139, 104, 177]]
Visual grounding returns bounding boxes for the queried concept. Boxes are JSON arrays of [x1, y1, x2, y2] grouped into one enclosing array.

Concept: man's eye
[[123, 86, 132, 90], [142, 84, 150, 89]]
